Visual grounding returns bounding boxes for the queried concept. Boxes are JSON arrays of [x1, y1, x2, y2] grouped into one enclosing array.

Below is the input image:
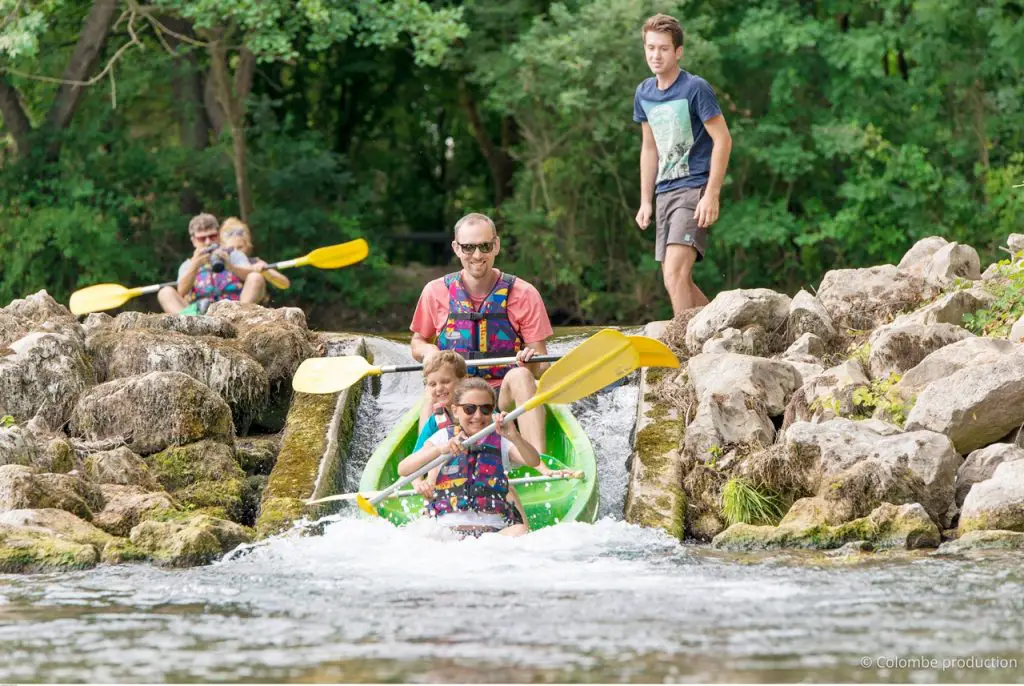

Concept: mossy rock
[[147, 440, 246, 522], [256, 496, 305, 538], [101, 538, 150, 564], [0, 524, 99, 573], [235, 436, 280, 476], [129, 514, 252, 568]]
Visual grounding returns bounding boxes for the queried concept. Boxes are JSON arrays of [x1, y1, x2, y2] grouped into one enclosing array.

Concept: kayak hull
[[358, 402, 599, 529]]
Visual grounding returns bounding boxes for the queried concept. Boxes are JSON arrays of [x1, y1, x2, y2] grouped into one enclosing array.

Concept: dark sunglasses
[[457, 403, 494, 416], [193, 232, 218, 243], [457, 241, 495, 255], [224, 228, 247, 238]]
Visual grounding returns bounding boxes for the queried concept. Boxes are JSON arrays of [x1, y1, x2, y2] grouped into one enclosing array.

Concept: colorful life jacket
[[189, 264, 243, 312], [427, 426, 510, 520], [432, 404, 453, 431], [437, 271, 521, 380]]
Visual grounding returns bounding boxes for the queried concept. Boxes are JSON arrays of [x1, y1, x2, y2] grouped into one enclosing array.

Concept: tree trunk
[[162, 17, 212, 152], [208, 39, 255, 220], [0, 76, 32, 157], [458, 76, 515, 208]]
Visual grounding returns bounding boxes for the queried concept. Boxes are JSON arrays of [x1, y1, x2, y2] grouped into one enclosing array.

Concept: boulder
[[688, 353, 802, 417], [129, 514, 252, 567], [92, 484, 178, 537], [785, 419, 961, 526], [700, 327, 760, 355], [904, 356, 1024, 454], [921, 242, 982, 287], [959, 459, 1024, 534], [0, 508, 114, 550], [37, 436, 75, 473], [0, 523, 98, 572], [0, 290, 83, 346], [110, 311, 237, 338], [786, 361, 825, 387], [783, 332, 825, 360], [235, 436, 280, 476], [0, 466, 104, 520], [87, 329, 268, 433], [206, 301, 308, 335], [69, 372, 234, 455], [0, 332, 94, 429], [956, 444, 1024, 507], [81, 312, 114, 336], [237, 323, 316, 432], [892, 289, 994, 328], [1010, 316, 1024, 343], [1008, 234, 1024, 255], [0, 425, 39, 467], [787, 290, 836, 343], [817, 265, 936, 331], [866, 323, 973, 379], [894, 338, 1018, 400], [684, 289, 790, 354], [782, 359, 870, 427], [683, 390, 774, 464], [897, 237, 950, 275], [937, 529, 1024, 555], [83, 446, 160, 489], [146, 439, 246, 519]]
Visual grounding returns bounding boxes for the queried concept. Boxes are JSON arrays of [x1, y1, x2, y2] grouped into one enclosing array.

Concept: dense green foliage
[[1, 0, 1022, 328]]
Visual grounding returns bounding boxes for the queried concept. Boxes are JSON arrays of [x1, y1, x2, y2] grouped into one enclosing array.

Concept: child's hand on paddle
[[494, 412, 519, 439], [413, 478, 434, 499]]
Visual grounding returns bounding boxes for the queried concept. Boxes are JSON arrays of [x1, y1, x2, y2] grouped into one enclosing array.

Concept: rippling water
[[3, 334, 1024, 683]]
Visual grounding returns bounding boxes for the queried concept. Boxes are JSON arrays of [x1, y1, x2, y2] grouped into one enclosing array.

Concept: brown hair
[[188, 212, 219, 236], [452, 377, 496, 406], [423, 350, 468, 379], [642, 14, 684, 49], [453, 212, 497, 241]]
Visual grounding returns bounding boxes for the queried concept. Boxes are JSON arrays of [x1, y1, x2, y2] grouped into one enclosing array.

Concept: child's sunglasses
[[457, 403, 495, 416]]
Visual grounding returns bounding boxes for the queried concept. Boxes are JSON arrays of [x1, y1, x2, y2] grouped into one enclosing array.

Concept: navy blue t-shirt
[[633, 71, 722, 194]]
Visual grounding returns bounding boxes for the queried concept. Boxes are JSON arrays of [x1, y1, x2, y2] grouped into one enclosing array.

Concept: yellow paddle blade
[[69, 283, 144, 316], [295, 238, 370, 269], [627, 335, 680, 369], [529, 329, 640, 408], [292, 355, 377, 394], [356, 494, 378, 516]]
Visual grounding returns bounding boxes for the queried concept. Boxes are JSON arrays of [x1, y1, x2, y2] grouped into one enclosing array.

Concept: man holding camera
[[157, 213, 267, 315]]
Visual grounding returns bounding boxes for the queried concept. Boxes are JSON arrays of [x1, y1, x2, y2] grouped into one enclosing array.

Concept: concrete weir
[[624, 320, 686, 539], [254, 334, 370, 538]]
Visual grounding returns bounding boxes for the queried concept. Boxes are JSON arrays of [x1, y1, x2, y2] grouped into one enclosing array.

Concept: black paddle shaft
[[390, 354, 562, 374]]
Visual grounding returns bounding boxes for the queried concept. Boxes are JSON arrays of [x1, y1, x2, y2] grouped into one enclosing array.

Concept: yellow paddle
[[356, 329, 651, 516], [292, 334, 678, 395], [68, 238, 370, 316]]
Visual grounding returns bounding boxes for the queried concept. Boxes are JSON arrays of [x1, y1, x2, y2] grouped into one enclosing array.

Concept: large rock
[[147, 440, 246, 519], [87, 329, 268, 433], [783, 359, 870, 428], [92, 484, 177, 537], [787, 290, 836, 343], [0, 290, 83, 346], [0, 508, 114, 550], [897, 237, 950, 275], [937, 529, 1024, 555], [206, 301, 308, 335], [69, 372, 234, 455], [700, 327, 759, 355], [110, 311, 237, 338], [83, 446, 160, 489], [904, 357, 1024, 454], [921, 242, 982, 287], [129, 514, 252, 567], [956, 444, 1024, 507], [0, 523, 98, 572], [783, 332, 825, 361], [817, 265, 936, 331], [893, 289, 994, 328], [237, 323, 316, 432], [0, 466, 104, 520], [684, 289, 790, 354], [683, 390, 774, 464], [688, 353, 802, 417], [0, 333, 94, 429], [0, 425, 39, 467], [866, 323, 973, 379], [784, 419, 961, 526], [959, 459, 1024, 533], [1010, 316, 1024, 343], [894, 338, 1018, 400]]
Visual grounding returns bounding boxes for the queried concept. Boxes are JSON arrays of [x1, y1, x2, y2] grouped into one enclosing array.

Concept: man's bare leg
[[499, 367, 546, 455], [662, 244, 709, 315], [157, 286, 187, 314]]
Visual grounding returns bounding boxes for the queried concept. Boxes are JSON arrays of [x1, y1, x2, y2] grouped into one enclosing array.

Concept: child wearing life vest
[[410, 351, 468, 499], [219, 217, 291, 292], [399, 377, 538, 537]]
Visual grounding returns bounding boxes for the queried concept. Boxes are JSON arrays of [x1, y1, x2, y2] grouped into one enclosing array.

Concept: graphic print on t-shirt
[[640, 98, 694, 186]]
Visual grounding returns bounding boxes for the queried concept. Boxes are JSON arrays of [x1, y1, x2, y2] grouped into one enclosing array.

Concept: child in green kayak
[[401, 378, 534, 537]]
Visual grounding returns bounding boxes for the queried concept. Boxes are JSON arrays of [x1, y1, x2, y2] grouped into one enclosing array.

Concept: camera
[[205, 243, 226, 273]]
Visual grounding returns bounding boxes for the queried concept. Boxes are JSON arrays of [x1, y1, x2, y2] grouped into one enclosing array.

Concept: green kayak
[[358, 401, 599, 530]]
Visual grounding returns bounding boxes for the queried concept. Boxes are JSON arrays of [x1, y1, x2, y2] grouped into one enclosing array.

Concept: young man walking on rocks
[[633, 13, 732, 315]]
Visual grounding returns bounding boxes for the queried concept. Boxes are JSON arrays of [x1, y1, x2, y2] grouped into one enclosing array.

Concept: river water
[[2, 335, 1024, 683]]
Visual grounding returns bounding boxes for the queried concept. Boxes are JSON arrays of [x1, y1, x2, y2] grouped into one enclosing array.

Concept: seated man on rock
[[157, 213, 268, 316]]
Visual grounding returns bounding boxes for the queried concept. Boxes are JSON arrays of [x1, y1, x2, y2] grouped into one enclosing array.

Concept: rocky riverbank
[[627, 234, 1024, 556], [0, 297, 364, 570]]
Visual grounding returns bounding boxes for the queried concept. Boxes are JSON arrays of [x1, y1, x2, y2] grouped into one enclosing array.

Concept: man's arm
[[636, 122, 658, 229], [410, 332, 440, 363], [694, 114, 732, 229]]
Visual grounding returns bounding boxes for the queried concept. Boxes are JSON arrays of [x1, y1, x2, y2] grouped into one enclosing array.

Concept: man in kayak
[[157, 213, 269, 315], [410, 212, 556, 462], [633, 13, 732, 315]]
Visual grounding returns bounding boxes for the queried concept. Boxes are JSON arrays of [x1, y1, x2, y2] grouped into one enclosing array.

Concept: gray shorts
[[655, 185, 708, 262]]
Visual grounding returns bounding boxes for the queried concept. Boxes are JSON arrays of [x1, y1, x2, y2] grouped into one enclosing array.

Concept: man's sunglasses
[[193, 232, 218, 243], [457, 403, 495, 416], [457, 241, 495, 255]]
